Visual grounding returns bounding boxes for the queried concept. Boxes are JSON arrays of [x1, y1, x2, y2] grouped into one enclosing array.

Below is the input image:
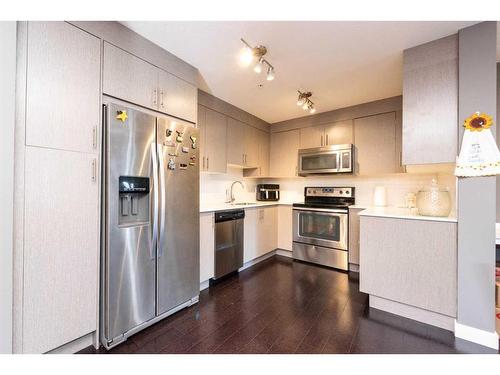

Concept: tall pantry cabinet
[[14, 22, 101, 353]]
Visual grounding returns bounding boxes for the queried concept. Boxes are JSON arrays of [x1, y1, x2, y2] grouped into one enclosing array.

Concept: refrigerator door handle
[[150, 142, 159, 260], [158, 143, 166, 258]]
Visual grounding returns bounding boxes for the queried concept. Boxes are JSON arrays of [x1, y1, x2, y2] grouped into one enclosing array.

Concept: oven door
[[293, 207, 348, 250]]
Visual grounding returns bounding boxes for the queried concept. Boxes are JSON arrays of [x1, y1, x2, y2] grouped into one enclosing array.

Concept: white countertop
[[200, 201, 293, 213], [358, 206, 457, 223]]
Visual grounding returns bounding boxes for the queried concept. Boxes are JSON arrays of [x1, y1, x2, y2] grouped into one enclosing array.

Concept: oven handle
[[293, 207, 348, 214]]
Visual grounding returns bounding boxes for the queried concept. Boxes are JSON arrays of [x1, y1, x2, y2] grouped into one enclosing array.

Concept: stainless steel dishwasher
[[213, 210, 245, 280]]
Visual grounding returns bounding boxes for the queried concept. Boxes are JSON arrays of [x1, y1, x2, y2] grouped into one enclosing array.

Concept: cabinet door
[[158, 70, 197, 123], [325, 120, 353, 145], [23, 147, 99, 353], [299, 125, 324, 149], [26, 22, 101, 153], [277, 205, 293, 251], [348, 208, 363, 265], [103, 42, 159, 111], [226, 117, 245, 166], [354, 112, 398, 175], [200, 213, 215, 283], [260, 207, 278, 256], [258, 130, 270, 176], [204, 108, 227, 173], [270, 129, 300, 177], [243, 208, 259, 262], [244, 125, 260, 168], [402, 35, 458, 165], [198, 104, 207, 171]]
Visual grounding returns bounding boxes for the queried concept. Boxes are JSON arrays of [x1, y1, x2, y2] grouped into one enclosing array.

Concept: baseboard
[[200, 249, 292, 291], [199, 279, 210, 291], [46, 331, 95, 354], [349, 263, 360, 272], [239, 250, 277, 272], [370, 295, 455, 331], [454, 320, 499, 350], [275, 248, 292, 258]]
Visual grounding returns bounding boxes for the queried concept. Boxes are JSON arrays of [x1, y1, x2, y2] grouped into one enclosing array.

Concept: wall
[[457, 22, 497, 346], [0, 21, 17, 354], [201, 169, 457, 215]]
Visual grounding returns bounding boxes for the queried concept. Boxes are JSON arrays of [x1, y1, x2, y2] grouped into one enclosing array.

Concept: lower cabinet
[[359, 216, 457, 317], [277, 205, 293, 251], [22, 146, 99, 353], [199, 212, 215, 283], [244, 206, 278, 263], [348, 207, 363, 266]]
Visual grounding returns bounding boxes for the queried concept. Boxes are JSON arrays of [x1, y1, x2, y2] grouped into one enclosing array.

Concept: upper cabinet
[[103, 42, 197, 123], [299, 120, 353, 149], [158, 70, 197, 123], [26, 22, 101, 154], [226, 117, 246, 166], [199, 106, 227, 173], [325, 120, 353, 145], [270, 129, 300, 177], [354, 112, 400, 175], [226, 118, 260, 168], [402, 34, 458, 165]]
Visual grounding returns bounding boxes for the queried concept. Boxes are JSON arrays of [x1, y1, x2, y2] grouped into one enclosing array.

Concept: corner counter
[[358, 206, 457, 223], [359, 210, 457, 331]]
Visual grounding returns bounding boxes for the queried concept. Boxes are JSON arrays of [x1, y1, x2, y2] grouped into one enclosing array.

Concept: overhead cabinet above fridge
[[103, 42, 198, 123]]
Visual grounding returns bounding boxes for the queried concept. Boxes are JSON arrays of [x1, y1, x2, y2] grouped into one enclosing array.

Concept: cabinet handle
[[91, 158, 97, 182], [92, 126, 97, 149], [160, 90, 164, 108], [202, 156, 205, 170], [326, 134, 329, 145], [153, 89, 158, 106], [207, 157, 209, 170]]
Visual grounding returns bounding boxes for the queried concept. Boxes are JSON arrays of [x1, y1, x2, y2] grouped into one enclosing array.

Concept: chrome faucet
[[227, 181, 244, 203]]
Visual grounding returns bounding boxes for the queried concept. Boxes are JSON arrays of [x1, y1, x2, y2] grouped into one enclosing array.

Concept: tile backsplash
[[200, 169, 457, 214]]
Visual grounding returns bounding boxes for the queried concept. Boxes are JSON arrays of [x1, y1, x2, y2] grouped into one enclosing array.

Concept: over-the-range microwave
[[298, 144, 354, 176]]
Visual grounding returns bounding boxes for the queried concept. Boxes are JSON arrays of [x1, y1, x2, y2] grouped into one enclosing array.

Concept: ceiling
[[122, 21, 478, 124]]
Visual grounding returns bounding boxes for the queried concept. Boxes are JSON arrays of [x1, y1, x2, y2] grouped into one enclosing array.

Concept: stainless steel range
[[292, 187, 355, 270]]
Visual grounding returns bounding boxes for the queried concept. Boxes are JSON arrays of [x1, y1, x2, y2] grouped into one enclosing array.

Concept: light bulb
[[254, 62, 262, 73], [302, 102, 309, 110], [239, 46, 254, 67], [254, 57, 264, 73], [297, 98, 305, 106], [266, 66, 275, 81], [309, 106, 316, 114]]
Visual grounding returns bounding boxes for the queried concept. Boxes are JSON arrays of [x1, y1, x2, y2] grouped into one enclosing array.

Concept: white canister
[[373, 186, 387, 207]]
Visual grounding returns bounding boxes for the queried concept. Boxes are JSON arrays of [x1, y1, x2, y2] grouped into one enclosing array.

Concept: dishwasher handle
[[215, 210, 245, 223]]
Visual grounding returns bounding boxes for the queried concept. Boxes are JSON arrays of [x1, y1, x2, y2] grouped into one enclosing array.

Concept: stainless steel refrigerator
[[101, 99, 199, 349]]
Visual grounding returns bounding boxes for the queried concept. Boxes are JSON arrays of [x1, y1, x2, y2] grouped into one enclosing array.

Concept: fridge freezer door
[[104, 103, 157, 342], [157, 117, 200, 315]]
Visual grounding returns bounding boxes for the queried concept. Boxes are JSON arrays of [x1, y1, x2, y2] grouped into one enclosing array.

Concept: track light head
[[266, 66, 275, 81]]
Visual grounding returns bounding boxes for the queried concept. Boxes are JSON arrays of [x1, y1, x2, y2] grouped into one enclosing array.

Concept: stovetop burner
[[293, 186, 355, 209]]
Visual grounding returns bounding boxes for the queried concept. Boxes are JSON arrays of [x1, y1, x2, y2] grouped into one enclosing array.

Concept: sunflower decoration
[[463, 112, 493, 132], [456, 111, 500, 177]]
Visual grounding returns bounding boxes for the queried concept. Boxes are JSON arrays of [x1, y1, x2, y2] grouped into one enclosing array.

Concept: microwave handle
[[336, 152, 341, 172]]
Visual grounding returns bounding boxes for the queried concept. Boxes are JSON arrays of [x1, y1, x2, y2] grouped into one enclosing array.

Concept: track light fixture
[[239, 38, 276, 81], [297, 91, 316, 114]]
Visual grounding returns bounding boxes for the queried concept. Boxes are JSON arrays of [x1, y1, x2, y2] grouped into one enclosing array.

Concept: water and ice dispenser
[[118, 176, 150, 225]]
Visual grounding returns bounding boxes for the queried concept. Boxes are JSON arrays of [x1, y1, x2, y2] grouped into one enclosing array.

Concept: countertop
[[358, 206, 457, 223], [200, 201, 294, 213]]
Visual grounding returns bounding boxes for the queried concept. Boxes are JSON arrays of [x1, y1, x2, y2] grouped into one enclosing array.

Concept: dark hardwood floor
[[80, 255, 499, 354]]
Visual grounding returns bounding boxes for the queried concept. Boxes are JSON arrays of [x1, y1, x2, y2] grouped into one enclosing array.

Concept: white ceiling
[[122, 21, 477, 124]]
